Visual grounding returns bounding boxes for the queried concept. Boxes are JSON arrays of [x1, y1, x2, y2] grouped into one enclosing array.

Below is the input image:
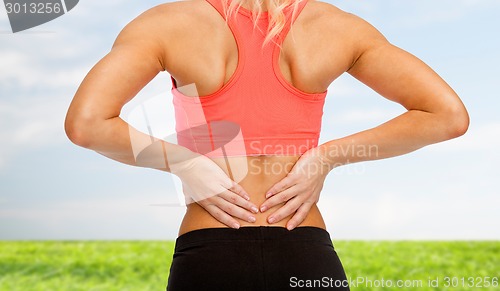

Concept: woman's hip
[[167, 226, 350, 290]]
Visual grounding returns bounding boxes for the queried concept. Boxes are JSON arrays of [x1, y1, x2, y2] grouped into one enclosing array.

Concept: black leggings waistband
[[175, 226, 333, 248]]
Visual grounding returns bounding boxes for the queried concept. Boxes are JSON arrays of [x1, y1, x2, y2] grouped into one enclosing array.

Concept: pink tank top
[[171, 0, 327, 157]]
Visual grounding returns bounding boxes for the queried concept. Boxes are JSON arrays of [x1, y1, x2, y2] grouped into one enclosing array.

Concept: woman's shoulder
[[302, 1, 386, 45], [117, 1, 221, 42], [305, 0, 343, 14], [302, 1, 371, 30], [145, 0, 244, 23], [145, 0, 215, 17]]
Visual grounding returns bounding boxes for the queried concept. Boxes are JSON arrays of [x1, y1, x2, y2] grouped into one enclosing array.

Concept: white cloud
[[319, 189, 500, 240], [326, 75, 367, 99], [0, 99, 66, 170], [0, 195, 185, 240], [0, 51, 31, 87], [0, 39, 97, 91], [329, 0, 500, 31]]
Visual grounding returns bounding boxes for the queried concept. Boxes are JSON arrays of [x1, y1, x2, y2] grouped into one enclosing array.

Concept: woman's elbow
[[64, 111, 94, 148], [442, 103, 470, 139]]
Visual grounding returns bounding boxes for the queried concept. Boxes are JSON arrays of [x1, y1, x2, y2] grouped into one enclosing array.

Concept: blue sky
[[0, 0, 499, 240]]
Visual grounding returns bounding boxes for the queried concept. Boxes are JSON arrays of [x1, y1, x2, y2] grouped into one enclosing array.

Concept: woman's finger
[[201, 202, 241, 229], [260, 186, 298, 213], [227, 180, 250, 201], [219, 190, 259, 214], [265, 175, 296, 198], [266, 195, 304, 224], [207, 195, 257, 223], [285, 201, 315, 230]]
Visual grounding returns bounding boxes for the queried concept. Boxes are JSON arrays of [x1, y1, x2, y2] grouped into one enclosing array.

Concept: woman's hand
[[170, 152, 259, 229], [259, 145, 333, 230]]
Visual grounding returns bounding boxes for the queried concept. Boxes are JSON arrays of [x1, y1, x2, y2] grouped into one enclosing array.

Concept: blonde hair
[[221, 0, 304, 48]]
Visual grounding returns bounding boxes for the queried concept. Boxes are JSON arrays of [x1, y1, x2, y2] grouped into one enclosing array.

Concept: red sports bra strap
[[276, 0, 308, 43], [205, 0, 227, 20], [205, 0, 308, 28]]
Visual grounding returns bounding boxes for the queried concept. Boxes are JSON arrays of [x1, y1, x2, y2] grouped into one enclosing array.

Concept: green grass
[[334, 241, 499, 290], [0, 241, 175, 291], [0, 241, 498, 290]]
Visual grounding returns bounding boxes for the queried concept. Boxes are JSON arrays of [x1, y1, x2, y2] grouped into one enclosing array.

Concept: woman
[[65, 0, 469, 289]]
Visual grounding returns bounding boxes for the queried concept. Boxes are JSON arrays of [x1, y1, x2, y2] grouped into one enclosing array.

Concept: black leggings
[[167, 226, 350, 290]]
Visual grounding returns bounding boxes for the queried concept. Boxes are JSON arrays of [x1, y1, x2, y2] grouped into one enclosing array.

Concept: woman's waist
[[179, 203, 326, 235], [178, 155, 326, 235]]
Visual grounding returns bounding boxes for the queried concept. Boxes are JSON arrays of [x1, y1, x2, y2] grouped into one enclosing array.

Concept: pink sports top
[[171, 0, 327, 157]]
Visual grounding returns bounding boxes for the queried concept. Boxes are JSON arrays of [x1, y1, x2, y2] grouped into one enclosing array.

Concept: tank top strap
[[204, 0, 229, 20], [204, 0, 309, 29], [275, 0, 309, 44]]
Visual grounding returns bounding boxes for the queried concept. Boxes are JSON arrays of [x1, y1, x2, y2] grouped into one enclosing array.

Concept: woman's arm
[[320, 15, 469, 166], [65, 9, 166, 163], [65, 7, 258, 228], [261, 13, 469, 229]]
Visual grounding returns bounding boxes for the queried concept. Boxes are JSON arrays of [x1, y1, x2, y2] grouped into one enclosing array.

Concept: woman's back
[[163, 0, 349, 234]]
